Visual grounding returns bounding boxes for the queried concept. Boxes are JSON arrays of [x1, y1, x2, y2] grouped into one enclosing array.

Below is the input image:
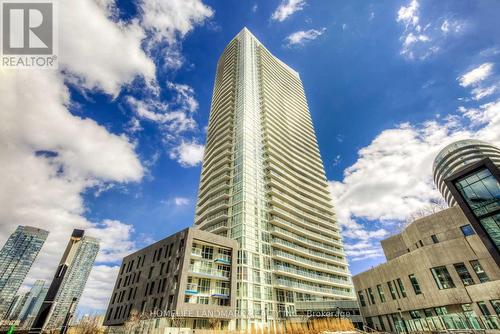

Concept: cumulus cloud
[[169, 140, 205, 167], [285, 28, 326, 47], [175, 197, 190, 206], [271, 0, 306, 22]]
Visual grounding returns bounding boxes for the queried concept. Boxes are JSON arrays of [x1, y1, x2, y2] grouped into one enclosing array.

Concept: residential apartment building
[[194, 27, 355, 330], [30, 229, 99, 333], [104, 228, 237, 332], [353, 206, 500, 333], [0, 226, 48, 320]]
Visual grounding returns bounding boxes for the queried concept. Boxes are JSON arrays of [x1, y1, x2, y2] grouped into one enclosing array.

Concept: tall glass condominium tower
[[194, 28, 355, 328], [0, 226, 48, 320], [30, 230, 99, 332]]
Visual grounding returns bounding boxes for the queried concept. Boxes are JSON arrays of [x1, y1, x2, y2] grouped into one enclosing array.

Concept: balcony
[[270, 226, 344, 256], [273, 249, 348, 274], [189, 265, 230, 280], [185, 283, 198, 294], [214, 254, 231, 265], [273, 264, 351, 286]]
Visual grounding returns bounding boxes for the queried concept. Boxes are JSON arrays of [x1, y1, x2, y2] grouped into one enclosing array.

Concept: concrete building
[[104, 228, 237, 332], [194, 27, 355, 330], [353, 206, 500, 333], [0, 226, 48, 320], [30, 229, 99, 333]]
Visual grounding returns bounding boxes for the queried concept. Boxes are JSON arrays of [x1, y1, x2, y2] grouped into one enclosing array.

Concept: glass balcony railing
[[273, 264, 350, 286], [272, 237, 346, 264], [270, 225, 344, 255], [274, 278, 353, 297], [189, 265, 230, 279], [273, 249, 348, 274]]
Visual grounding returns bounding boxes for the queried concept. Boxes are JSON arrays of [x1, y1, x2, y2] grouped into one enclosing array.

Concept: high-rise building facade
[[30, 229, 99, 333], [194, 28, 355, 329], [0, 226, 49, 320]]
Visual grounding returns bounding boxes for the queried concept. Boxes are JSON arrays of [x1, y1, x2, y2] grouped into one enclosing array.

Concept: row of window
[[119, 237, 185, 276], [358, 260, 489, 306], [366, 301, 500, 333], [408, 224, 475, 253]]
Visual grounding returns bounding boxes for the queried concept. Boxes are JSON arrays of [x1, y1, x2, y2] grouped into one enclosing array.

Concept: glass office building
[[194, 28, 355, 329], [0, 226, 48, 320]]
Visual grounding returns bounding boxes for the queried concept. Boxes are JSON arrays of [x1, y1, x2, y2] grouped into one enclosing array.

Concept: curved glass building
[[433, 139, 500, 206]]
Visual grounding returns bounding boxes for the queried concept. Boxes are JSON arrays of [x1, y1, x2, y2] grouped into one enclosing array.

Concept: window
[[470, 260, 489, 283], [461, 224, 476, 236], [198, 278, 210, 293], [377, 284, 386, 303], [358, 291, 366, 307], [408, 274, 422, 295], [490, 300, 500, 315], [367, 287, 376, 304], [423, 309, 433, 317], [201, 245, 213, 259], [387, 281, 398, 300], [453, 263, 474, 286], [410, 310, 421, 319], [431, 266, 455, 289], [478, 302, 491, 316], [419, 240, 424, 247], [431, 235, 439, 243], [396, 278, 407, 298], [434, 306, 447, 315]]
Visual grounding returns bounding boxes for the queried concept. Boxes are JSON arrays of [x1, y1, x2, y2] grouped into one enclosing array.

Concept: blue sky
[[1, 0, 500, 316]]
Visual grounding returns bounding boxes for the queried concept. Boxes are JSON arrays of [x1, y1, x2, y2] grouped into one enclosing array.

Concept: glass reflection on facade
[[455, 168, 500, 250]]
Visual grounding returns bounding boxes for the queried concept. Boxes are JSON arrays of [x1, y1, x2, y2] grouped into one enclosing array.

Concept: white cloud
[[271, 0, 306, 22], [174, 197, 190, 206], [396, 0, 466, 60], [79, 265, 120, 311], [0, 0, 214, 315], [126, 81, 199, 134], [169, 140, 205, 167], [396, 0, 419, 28], [471, 86, 497, 100], [458, 63, 494, 87], [285, 28, 326, 47], [140, 0, 213, 44], [60, 1, 155, 97], [252, 4, 258, 13]]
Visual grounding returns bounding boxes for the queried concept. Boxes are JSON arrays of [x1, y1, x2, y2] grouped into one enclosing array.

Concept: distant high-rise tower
[[18, 280, 48, 326], [0, 226, 48, 320], [194, 28, 355, 329], [30, 229, 99, 333]]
